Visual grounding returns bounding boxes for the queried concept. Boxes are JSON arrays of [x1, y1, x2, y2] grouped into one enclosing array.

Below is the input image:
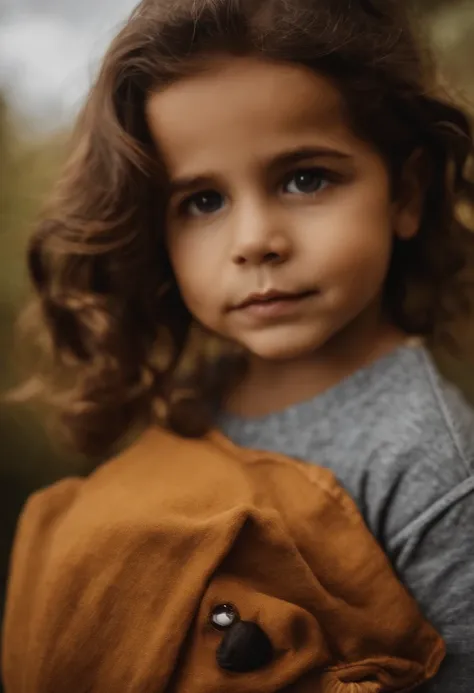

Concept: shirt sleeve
[[387, 476, 474, 692]]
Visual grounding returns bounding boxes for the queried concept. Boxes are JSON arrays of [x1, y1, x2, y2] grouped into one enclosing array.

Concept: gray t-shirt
[[218, 344, 474, 691]]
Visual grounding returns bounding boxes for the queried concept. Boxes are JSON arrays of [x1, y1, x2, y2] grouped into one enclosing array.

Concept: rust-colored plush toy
[[2, 428, 445, 692]]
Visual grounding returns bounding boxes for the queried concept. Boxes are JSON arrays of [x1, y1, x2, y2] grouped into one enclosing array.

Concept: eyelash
[[176, 167, 338, 218]]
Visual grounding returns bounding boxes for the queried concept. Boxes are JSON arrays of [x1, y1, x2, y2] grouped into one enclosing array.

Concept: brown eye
[[182, 190, 224, 217], [210, 604, 240, 631], [284, 168, 329, 195]]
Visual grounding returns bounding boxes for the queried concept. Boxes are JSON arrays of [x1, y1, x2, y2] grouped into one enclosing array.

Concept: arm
[[388, 477, 474, 692]]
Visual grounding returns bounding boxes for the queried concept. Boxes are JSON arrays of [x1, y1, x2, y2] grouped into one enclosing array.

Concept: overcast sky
[[0, 0, 137, 133]]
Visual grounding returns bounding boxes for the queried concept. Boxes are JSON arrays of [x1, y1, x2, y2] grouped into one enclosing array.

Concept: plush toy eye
[[210, 604, 240, 631]]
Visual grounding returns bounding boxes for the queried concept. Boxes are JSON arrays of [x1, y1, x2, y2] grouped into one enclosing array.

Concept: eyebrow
[[269, 146, 353, 169], [168, 146, 353, 196]]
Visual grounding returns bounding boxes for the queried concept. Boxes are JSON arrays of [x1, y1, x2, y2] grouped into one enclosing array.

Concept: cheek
[[319, 182, 393, 272], [307, 205, 393, 299], [167, 234, 219, 312], [329, 229, 392, 279]]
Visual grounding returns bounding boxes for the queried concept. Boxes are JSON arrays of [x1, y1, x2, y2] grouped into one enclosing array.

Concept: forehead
[[145, 56, 361, 172]]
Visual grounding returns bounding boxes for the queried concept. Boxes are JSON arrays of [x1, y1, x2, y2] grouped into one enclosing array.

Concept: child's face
[[147, 56, 415, 361]]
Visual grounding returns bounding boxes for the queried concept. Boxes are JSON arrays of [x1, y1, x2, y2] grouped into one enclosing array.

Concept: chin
[[242, 331, 329, 362]]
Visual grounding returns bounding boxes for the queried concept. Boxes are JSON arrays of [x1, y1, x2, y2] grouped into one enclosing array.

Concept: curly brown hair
[[12, 0, 474, 457]]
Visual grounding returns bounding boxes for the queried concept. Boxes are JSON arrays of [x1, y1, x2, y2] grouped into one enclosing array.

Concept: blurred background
[[0, 1, 473, 685]]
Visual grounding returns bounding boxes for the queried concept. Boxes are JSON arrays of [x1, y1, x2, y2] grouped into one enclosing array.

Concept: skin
[[146, 56, 422, 416]]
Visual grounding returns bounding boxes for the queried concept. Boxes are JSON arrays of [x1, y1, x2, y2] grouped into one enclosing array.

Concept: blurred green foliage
[[0, 2, 473, 638]]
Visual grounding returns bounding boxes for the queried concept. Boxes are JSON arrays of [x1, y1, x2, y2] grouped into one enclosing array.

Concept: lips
[[234, 290, 315, 310]]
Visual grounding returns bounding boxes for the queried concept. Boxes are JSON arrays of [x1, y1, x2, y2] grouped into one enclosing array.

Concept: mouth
[[234, 289, 316, 311], [230, 289, 318, 321]]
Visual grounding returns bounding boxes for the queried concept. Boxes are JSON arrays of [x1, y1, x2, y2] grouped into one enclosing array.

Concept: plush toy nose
[[216, 620, 274, 673]]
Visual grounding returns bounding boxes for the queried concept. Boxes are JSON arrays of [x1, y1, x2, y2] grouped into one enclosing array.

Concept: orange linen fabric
[[2, 427, 445, 692]]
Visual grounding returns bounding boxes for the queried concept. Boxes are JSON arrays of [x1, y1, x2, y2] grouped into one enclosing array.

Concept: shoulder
[[335, 347, 474, 543], [392, 347, 474, 475], [382, 346, 474, 479], [373, 353, 474, 665]]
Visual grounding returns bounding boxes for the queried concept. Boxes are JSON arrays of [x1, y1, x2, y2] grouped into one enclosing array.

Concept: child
[[3, 0, 474, 690]]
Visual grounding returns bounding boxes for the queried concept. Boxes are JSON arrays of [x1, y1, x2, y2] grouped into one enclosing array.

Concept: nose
[[231, 203, 292, 267], [217, 620, 274, 673]]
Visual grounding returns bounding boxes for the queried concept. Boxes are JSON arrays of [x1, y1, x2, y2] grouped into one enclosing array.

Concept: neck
[[224, 312, 410, 418]]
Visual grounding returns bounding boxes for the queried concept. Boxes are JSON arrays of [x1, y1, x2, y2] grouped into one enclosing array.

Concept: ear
[[392, 149, 429, 241]]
